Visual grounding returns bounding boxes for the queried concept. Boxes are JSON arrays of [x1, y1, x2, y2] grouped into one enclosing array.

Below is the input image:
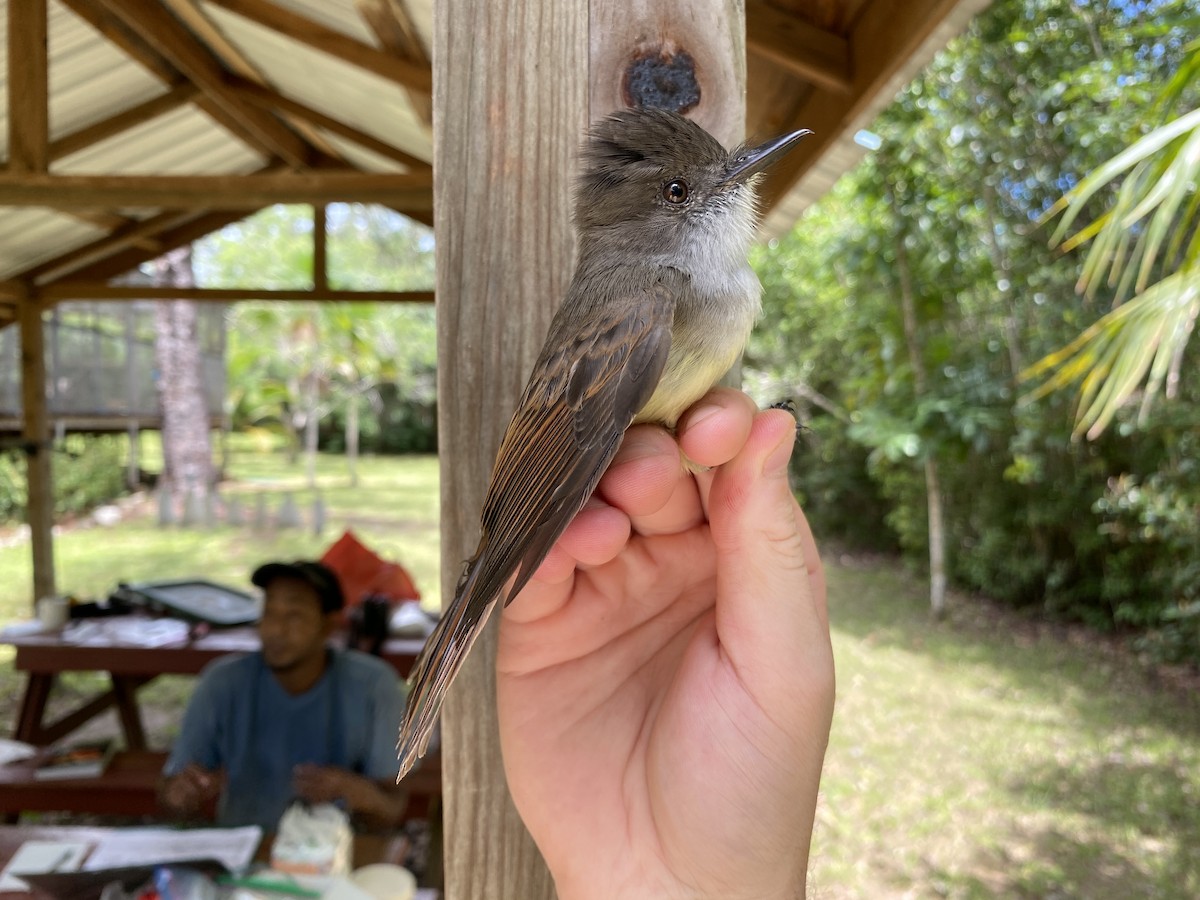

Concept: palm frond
[[1025, 74, 1200, 438], [1022, 270, 1199, 439]]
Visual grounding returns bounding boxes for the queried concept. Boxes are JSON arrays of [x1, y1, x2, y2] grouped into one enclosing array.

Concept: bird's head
[[574, 107, 811, 263]]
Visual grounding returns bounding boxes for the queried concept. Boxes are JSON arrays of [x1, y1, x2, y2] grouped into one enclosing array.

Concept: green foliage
[[0, 435, 127, 521], [752, 0, 1200, 660], [195, 204, 438, 452]]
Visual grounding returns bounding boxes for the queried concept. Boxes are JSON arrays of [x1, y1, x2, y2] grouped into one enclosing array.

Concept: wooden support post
[[313, 205, 329, 292], [435, 0, 744, 897], [8, 0, 49, 174], [18, 293, 56, 605], [435, 0, 586, 895]]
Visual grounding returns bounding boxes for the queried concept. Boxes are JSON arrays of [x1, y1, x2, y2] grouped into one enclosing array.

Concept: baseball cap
[[251, 560, 345, 614]]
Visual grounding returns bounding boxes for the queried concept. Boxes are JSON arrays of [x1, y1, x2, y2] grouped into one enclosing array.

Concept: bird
[[396, 106, 811, 779]]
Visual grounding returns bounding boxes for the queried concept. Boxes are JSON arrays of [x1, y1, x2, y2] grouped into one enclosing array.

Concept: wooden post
[[8, 0, 50, 174], [435, 0, 745, 896], [313, 204, 328, 292], [18, 293, 56, 604]]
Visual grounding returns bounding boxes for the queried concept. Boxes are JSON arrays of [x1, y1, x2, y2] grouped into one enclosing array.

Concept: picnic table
[[0, 823, 438, 899], [1, 618, 424, 750]]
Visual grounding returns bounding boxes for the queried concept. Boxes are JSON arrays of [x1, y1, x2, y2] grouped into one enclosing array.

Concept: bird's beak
[[720, 128, 813, 185]]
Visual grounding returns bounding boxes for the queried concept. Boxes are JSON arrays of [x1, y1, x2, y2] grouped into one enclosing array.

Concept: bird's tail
[[395, 571, 497, 781]]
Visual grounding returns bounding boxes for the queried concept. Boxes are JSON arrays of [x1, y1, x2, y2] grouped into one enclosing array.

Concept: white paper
[[61, 617, 190, 648], [0, 840, 91, 890], [82, 825, 262, 873], [0, 738, 38, 765]]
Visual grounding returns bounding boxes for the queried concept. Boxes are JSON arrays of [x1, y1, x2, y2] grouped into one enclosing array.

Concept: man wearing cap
[[157, 560, 409, 830]]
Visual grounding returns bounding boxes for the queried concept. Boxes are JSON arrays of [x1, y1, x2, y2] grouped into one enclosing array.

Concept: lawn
[[1, 449, 1196, 898]]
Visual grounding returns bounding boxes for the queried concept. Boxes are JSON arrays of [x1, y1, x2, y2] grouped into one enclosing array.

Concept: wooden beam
[[17, 292, 56, 603], [95, 0, 313, 167], [228, 76, 430, 170], [8, 0, 50, 173], [0, 172, 434, 209], [746, 1, 851, 93], [206, 0, 433, 93], [354, 0, 434, 128], [38, 284, 435, 303], [62, 209, 161, 243], [61, 0, 291, 162], [25, 211, 200, 284], [313, 206, 329, 292], [759, 0, 977, 214], [435, 0, 586, 891], [50, 84, 201, 161], [59, 0, 179, 82], [161, 0, 343, 160]]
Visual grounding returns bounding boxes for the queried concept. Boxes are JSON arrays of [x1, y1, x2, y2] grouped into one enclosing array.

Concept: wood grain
[[590, 0, 746, 146], [434, 0, 588, 895], [436, 0, 744, 898], [8, 0, 49, 173], [18, 295, 56, 603]]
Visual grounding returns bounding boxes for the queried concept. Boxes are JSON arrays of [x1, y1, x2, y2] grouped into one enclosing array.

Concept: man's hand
[[497, 389, 835, 900], [158, 763, 223, 816], [293, 764, 408, 827]]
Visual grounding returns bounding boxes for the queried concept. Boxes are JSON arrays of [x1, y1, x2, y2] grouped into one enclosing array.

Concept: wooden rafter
[[50, 211, 261, 285], [60, 0, 284, 164], [24, 211, 202, 285], [49, 84, 201, 161], [227, 77, 430, 170], [206, 0, 432, 93], [91, 0, 313, 167], [745, 1, 851, 93], [354, 0, 434, 128], [0, 172, 434, 209], [160, 0, 344, 161], [8, 0, 50, 173], [758, 0, 974, 214]]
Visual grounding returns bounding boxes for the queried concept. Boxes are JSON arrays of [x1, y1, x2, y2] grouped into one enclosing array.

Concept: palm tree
[[1023, 44, 1199, 439]]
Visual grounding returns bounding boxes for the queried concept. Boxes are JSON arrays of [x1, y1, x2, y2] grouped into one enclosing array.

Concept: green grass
[[1, 451, 1197, 896], [0, 444, 441, 620], [812, 558, 1199, 898]]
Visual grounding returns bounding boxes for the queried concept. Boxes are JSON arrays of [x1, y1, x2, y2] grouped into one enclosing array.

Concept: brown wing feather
[[395, 272, 678, 778]]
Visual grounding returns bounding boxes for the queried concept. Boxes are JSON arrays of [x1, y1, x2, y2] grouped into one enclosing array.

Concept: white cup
[[37, 596, 69, 631]]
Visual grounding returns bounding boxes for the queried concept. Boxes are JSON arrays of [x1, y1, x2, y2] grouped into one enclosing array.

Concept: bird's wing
[[395, 273, 677, 778]]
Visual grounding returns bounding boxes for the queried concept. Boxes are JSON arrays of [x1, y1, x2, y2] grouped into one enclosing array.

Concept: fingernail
[[763, 430, 795, 476], [685, 403, 722, 429]]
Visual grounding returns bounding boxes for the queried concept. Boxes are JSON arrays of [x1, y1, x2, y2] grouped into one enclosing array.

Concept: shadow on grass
[[822, 552, 1200, 898], [1000, 757, 1200, 897], [825, 555, 1200, 741], [926, 821, 1196, 899]]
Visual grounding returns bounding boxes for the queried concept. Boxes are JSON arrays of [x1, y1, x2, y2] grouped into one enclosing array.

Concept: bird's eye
[[662, 179, 689, 204]]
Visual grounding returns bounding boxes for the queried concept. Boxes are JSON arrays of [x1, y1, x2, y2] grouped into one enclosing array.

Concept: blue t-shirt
[[164, 648, 406, 830]]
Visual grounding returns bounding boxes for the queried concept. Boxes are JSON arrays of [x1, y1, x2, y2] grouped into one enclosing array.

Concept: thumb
[[707, 410, 830, 699]]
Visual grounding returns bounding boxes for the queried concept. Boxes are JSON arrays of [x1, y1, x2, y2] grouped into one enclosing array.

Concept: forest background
[[1, 0, 1197, 664]]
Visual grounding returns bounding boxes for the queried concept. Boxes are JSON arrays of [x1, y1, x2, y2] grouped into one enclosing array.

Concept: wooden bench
[[0, 749, 442, 821], [0, 750, 169, 818]]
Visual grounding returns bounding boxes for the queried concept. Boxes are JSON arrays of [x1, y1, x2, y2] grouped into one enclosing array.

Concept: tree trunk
[[152, 246, 213, 517], [346, 393, 360, 487], [894, 229, 948, 618], [304, 370, 319, 489]]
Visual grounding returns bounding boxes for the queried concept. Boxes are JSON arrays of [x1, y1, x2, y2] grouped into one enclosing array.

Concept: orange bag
[[320, 529, 421, 610]]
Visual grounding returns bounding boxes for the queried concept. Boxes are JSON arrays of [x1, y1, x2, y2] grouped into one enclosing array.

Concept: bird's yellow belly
[[633, 336, 746, 429]]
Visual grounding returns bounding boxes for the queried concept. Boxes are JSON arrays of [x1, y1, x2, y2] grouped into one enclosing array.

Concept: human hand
[[496, 388, 834, 900], [292, 764, 355, 806], [159, 763, 223, 815]]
